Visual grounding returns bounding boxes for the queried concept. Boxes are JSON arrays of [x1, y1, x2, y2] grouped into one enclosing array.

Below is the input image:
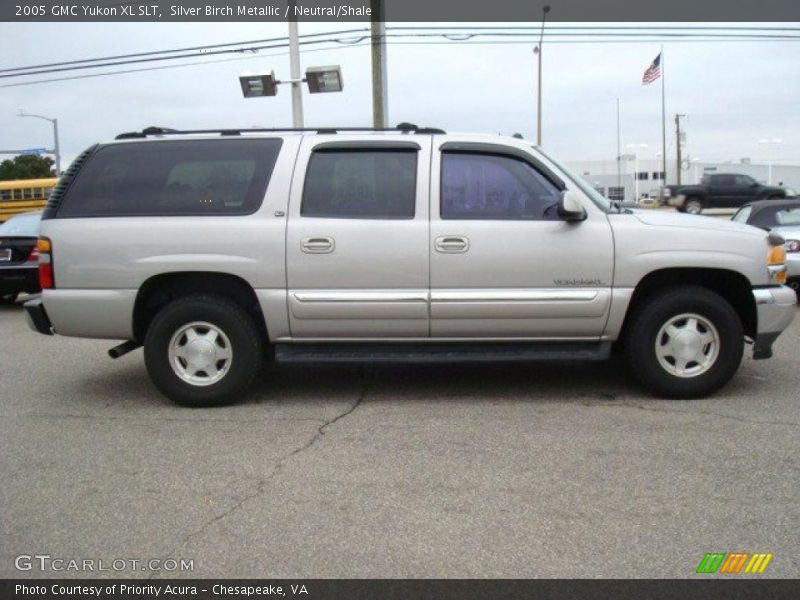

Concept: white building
[[566, 157, 800, 202]]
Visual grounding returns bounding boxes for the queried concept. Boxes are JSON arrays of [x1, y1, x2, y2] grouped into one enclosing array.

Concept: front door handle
[[301, 237, 335, 254], [435, 236, 469, 253]]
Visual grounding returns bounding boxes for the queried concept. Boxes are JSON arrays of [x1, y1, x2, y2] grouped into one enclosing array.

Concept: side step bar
[[274, 341, 612, 364]]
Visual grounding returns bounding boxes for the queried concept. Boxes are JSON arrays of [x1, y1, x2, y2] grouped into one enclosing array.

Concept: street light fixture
[[238, 65, 344, 123], [305, 66, 343, 94], [16, 109, 61, 176], [239, 72, 279, 97]]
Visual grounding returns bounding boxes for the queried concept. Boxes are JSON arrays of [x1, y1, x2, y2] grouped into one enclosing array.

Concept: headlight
[[785, 239, 800, 253], [784, 188, 797, 197]]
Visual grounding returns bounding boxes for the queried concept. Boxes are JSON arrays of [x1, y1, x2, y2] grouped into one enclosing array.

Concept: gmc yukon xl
[[24, 125, 796, 406]]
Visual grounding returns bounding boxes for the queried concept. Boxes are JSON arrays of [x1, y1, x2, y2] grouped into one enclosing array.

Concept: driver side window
[[441, 152, 561, 220]]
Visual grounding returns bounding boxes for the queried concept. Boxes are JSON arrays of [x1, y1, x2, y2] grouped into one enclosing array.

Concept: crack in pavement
[[150, 370, 369, 579]]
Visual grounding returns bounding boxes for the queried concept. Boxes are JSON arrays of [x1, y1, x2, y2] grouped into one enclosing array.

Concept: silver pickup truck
[[24, 125, 796, 406]]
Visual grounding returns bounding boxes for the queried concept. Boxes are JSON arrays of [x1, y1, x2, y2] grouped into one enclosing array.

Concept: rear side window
[[57, 138, 282, 217], [301, 149, 417, 219]]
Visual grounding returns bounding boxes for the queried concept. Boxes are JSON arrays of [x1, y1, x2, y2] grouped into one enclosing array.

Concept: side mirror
[[558, 191, 587, 222]]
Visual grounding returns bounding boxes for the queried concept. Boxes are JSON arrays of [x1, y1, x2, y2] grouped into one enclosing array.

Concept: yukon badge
[[554, 278, 604, 286]]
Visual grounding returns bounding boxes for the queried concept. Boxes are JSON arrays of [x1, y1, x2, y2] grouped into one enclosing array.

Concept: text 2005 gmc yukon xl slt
[[24, 125, 796, 407]]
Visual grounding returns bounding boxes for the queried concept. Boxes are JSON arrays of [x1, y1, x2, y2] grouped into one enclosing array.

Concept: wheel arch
[[132, 272, 268, 343], [621, 267, 756, 340]]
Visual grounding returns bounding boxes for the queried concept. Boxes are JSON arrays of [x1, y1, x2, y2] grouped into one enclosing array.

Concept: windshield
[[0, 212, 42, 236], [534, 148, 613, 211]]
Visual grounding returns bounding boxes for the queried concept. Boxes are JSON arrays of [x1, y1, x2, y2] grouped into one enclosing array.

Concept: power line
[[3, 28, 799, 87], [3, 27, 799, 80], [0, 41, 372, 89], [0, 28, 369, 75]]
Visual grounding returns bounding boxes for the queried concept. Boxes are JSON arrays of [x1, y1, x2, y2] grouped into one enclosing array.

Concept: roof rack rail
[[114, 123, 445, 140]]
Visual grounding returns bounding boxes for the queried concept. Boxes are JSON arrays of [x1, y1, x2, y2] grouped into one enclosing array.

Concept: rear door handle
[[301, 237, 335, 254], [435, 236, 469, 253]]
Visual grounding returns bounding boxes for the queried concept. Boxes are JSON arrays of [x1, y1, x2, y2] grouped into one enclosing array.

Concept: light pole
[[287, 1, 304, 127], [533, 4, 551, 147], [758, 138, 782, 185], [17, 109, 61, 176]]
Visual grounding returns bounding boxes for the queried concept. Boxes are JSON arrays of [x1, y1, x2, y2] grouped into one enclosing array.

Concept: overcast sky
[[1, 22, 798, 167]]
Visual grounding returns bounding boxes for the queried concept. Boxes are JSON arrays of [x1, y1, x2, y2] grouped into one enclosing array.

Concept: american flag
[[642, 53, 661, 85]]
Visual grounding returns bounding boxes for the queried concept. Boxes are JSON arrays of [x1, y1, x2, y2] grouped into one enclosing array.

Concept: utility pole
[[370, 0, 388, 128], [534, 5, 551, 146], [287, 1, 304, 127], [675, 114, 685, 185]]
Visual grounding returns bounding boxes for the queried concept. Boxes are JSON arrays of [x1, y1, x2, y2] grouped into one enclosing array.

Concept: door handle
[[435, 236, 469, 253], [301, 237, 335, 254]]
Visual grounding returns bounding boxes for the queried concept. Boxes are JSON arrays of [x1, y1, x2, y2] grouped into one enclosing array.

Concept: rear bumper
[[0, 265, 39, 295], [24, 296, 53, 335], [752, 286, 796, 359]]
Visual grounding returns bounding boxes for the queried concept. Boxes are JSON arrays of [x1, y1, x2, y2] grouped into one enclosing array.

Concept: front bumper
[[24, 296, 53, 335], [752, 286, 796, 359]]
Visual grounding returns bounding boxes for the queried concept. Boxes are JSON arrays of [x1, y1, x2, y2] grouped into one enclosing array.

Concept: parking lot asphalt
[[1, 298, 798, 579]]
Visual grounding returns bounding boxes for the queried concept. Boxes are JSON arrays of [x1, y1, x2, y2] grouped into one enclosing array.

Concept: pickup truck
[[665, 173, 794, 214], [23, 125, 796, 406]]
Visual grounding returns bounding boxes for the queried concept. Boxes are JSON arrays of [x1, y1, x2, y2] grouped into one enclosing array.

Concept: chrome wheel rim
[[168, 321, 232, 386], [655, 313, 719, 378], [685, 202, 701, 214]]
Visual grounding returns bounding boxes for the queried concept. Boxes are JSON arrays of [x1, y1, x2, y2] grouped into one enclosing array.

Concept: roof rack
[[114, 123, 445, 140]]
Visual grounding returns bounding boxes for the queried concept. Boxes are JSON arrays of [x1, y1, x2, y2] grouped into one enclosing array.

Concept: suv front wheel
[[624, 286, 743, 398], [144, 294, 263, 407]]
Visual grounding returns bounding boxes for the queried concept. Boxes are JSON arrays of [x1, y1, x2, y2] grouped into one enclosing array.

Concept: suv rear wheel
[[624, 286, 743, 398], [144, 294, 263, 407]]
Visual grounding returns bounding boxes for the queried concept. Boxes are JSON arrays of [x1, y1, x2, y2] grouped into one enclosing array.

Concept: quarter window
[[440, 152, 561, 220], [301, 149, 417, 219], [57, 139, 282, 217]]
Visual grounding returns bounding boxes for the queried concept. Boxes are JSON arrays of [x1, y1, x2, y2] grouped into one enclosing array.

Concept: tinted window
[[57, 139, 282, 217], [735, 175, 754, 186], [302, 149, 417, 219], [713, 175, 736, 186], [441, 152, 561, 220]]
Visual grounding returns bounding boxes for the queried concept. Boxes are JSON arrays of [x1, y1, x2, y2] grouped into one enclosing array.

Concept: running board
[[274, 341, 611, 364]]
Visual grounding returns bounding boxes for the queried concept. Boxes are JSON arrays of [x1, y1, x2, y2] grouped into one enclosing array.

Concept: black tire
[[144, 294, 264, 407], [624, 286, 743, 399], [684, 198, 703, 215]]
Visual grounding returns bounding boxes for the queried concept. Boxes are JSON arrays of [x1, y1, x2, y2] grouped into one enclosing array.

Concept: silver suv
[[24, 125, 796, 406]]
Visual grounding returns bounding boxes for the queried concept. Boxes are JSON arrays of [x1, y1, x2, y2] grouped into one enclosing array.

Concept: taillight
[[37, 237, 54, 289], [27, 246, 39, 262]]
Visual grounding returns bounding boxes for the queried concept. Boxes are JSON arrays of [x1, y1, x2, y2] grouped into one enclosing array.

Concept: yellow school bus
[[0, 177, 59, 222]]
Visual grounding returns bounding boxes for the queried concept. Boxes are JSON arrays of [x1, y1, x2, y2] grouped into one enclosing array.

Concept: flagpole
[[661, 45, 667, 191]]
